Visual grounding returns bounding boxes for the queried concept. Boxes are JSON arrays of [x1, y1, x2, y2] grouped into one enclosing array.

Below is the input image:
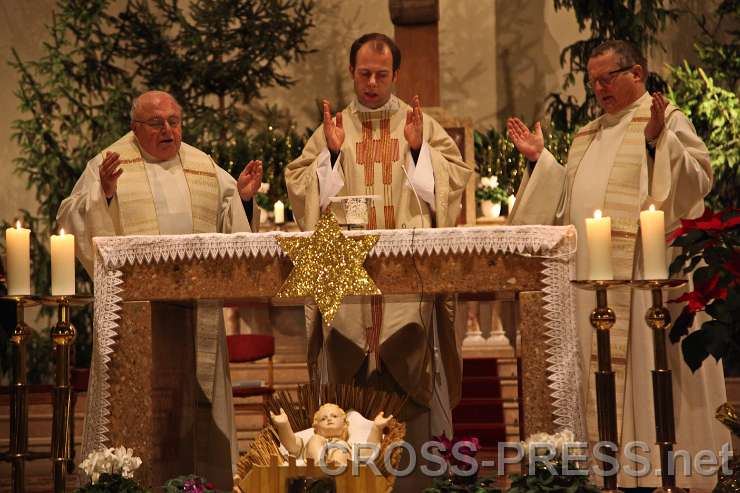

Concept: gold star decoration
[[276, 211, 381, 323]]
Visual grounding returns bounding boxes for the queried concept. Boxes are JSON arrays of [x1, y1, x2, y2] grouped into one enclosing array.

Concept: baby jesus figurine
[[270, 403, 392, 466]]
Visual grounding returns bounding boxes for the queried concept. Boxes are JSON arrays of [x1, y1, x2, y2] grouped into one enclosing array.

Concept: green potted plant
[[509, 430, 600, 493], [476, 176, 509, 219], [162, 475, 222, 492], [423, 434, 500, 493], [74, 446, 147, 493]]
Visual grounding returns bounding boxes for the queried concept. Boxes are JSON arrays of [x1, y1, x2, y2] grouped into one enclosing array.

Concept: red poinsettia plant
[[426, 433, 500, 492], [668, 208, 740, 372]]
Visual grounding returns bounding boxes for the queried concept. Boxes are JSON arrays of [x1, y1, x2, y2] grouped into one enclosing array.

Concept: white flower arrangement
[[476, 175, 508, 203], [79, 446, 142, 484], [480, 176, 498, 189], [521, 429, 577, 457]]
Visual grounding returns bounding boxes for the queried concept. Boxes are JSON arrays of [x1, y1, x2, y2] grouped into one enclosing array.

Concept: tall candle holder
[[42, 295, 92, 493], [0, 295, 41, 493], [572, 280, 628, 493], [630, 279, 687, 493]]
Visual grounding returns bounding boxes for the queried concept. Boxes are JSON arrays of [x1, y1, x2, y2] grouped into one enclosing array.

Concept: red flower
[[432, 433, 453, 461], [724, 260, 740, 279], [205, 483, 215, 490], [431, 433, 480, 464], [700, 272, 731, 301], [670, 290, 707, 313], [668, 209, 740, 242]]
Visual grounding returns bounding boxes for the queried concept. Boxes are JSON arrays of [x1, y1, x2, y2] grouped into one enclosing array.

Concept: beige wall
[[0, 0, 59, 224], [0, 0, 704, 226], [258, 0, 584, 130]]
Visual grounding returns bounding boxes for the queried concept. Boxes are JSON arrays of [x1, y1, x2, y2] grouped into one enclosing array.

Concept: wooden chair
[[226, 334, 275, 426]]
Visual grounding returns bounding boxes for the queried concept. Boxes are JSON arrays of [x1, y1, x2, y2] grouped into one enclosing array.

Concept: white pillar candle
[[51, 228, 75, 296], [6, 221, 31, 296], [274, 200, 285, 224], [507, 194, 516, 213], [640, 204, 668, 279], [585, 209, 614, 280]]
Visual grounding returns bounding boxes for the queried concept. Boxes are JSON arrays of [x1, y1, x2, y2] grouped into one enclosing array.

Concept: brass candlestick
[[1, 295, 40, 493], [630, 279, 687, 493], [51, 296, 75, 493], [41, 295, 93, 493], [573, 280, 628, 493]]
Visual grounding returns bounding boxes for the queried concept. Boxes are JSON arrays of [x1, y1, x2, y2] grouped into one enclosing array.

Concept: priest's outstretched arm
[[642, 93, 712, 226], [57, 152, 121, 276], [505, 118, 566, 226]]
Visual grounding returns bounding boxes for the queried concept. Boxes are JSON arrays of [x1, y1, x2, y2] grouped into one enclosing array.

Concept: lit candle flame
[[60, 228, 65, 236], [649, 204, 656, 212], [594, 209, 602, 219], [15, 220, 21, 229]]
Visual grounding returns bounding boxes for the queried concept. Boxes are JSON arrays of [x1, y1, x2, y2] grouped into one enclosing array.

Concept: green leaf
[[704, 246, 730, 266], [669, 253, 688, 275], [702, 320, 732, 359], [672, 229, 707, 248], [693, 266, 715, 288], [682, 254, 704, 275], [681, 329, 712, 371], [670, 307, 695, 343], [706, 300, 731, 323]]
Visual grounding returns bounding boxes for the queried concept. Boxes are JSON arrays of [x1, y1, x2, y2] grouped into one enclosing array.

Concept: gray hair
[[130, 91, 182, 123], [590, 40, 648, 76]]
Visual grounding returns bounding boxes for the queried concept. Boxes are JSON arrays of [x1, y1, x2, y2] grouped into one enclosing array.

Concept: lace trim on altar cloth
[[93, 225, 575, 267], [82, 225, 585, 459]]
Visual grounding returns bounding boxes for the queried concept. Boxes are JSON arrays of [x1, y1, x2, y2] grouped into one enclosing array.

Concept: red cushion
[[226, 334, 275, 363]]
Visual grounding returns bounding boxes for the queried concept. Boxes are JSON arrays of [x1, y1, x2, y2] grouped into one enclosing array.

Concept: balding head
[[130, 91, 181, 123], [130, 91, 183, 161]]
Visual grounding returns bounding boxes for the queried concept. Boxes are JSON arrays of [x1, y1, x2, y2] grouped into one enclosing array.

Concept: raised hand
[[645, 92, 667, 143], [99, 151, 122, 199], [404, 95, 424, 151], [323, 99, 344, 154], [506, 118, 544, 162], [237, 159, 263, 200], [270, 408, 289, 426], [373, 411, 393, 429]]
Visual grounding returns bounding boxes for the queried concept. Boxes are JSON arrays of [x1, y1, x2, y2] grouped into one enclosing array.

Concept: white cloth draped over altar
[[83, 225, 582, 462]]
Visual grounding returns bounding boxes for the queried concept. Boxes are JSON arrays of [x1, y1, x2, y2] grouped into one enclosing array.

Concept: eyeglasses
[[133, 117, 181, 130], [586, 65, 635, 90]]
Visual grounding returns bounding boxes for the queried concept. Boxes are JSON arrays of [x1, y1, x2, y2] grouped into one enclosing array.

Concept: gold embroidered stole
[[352, 108, 403, 368], [105, 132, 220, 235], [562, 98, 673, 442], [355, 109, 401, 230]]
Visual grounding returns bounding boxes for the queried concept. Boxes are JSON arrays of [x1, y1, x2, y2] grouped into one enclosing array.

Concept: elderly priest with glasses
[[506, 40, 729, 490], [57, 90, 263, 488]]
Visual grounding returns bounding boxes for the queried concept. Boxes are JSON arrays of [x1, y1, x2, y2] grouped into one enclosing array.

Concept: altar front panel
[[86, 226, 579, 486], [107, 301, 197, 487], [117, 250, 544, 301]]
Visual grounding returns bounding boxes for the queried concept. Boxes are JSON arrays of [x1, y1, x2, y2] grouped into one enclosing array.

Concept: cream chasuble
[[286, 96, 472, 426], [57, 132, 250, 488], [509, 92, 729, 489]]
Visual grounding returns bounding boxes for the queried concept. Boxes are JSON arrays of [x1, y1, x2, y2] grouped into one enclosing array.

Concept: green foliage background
[[3, 0, 315, 383], [474, 0, 738, 211]]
